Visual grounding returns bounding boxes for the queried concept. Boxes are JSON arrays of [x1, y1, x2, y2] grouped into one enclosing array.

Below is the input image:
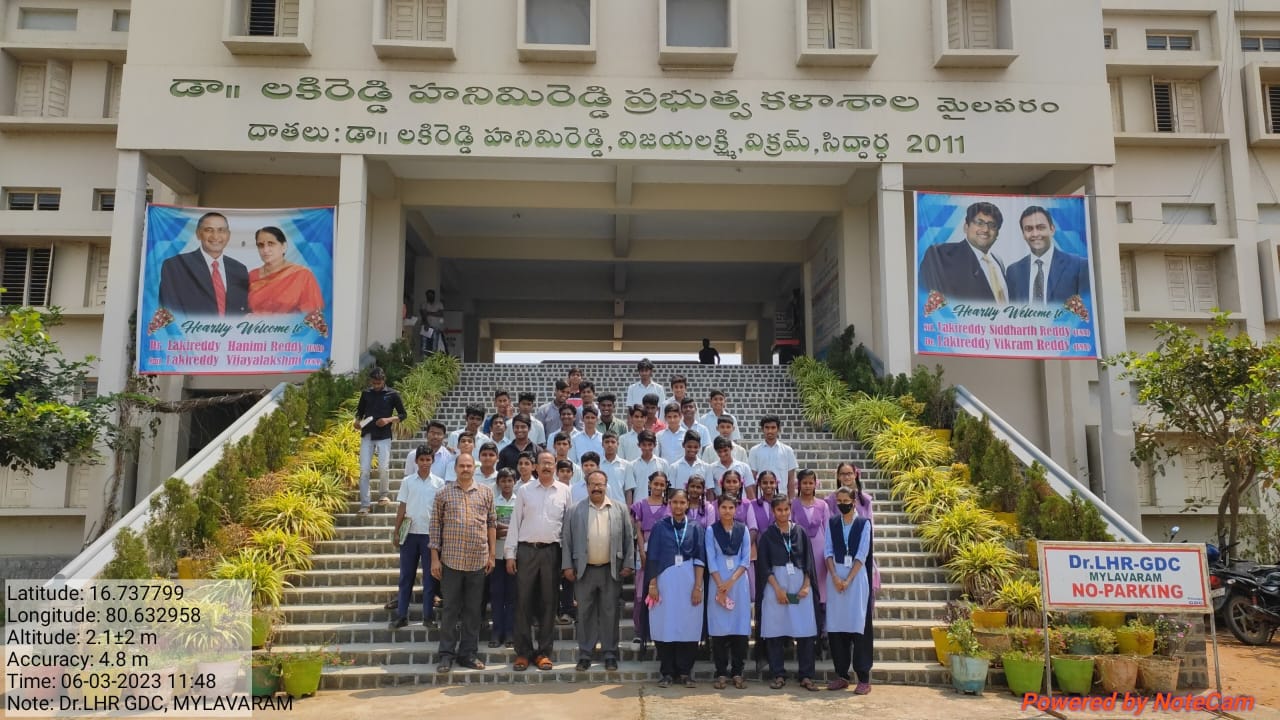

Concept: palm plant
[[920, 501, 1007, 561], [248, 528, 314, 575], [946, 539, 1020, 605], [172, 601, 252, 659], [299, 426, 360, 485], [872, 418, 953, 475], [843, 397, 907, 442], [891, 465, 948, 500], [283, 466, 348, 514], [246, 491, 336, 541], [903, 476, 971, 523], [802, 376, 851, 430], [993, 577, 1043, 628], [211, 548, 290, 608]]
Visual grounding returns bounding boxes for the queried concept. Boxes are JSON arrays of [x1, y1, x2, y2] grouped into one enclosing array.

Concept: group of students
[[368, 360, 879, 691]]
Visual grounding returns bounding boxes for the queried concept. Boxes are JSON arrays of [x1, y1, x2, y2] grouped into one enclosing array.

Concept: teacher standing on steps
[[504, 451, 573, 672], [430, 453, 496, 674], [561, 470, 635, 672]]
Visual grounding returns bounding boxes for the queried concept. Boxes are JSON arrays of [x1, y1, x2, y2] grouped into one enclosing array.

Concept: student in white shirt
[[550, 432, 585, 489], [490, 468, 519, 648], [489, 415, 512, 453], [513, 452, 537, 495], [618, 405, 648, 462], [699, 389, 742, 443], [483, 389, 515, 434], [707, 436, 756, 500], [570, 405, 605, 463], [655, 404, 689, 462], [443, 432, 476, 482], [664, 373, 691, 409], [624, 430, 669, 497], [391, 447, 446, 629], [476, 441, 500, 491], [578, 453, 604, 506], [517, 392, 547, 446], [625, 358, 665, 409], [598, 432, 633, 505], [573, 382, 596, 429], [448, 404, 491, 450], [549, 405, 579, 454], [561, 458, 589, 507], [748, 414, 799, 498], [679, 397, 712, 451], [406, 420, 454, 479], [667, 432, 714, 497], [701, 416, 750, 465]]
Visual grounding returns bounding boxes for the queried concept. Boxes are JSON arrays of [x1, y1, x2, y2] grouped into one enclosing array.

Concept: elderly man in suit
[[158, 211, 249, 316], [1005, 206, 1092, 305], [562, 470, 635, 672], [919, 201, 1010, 304]]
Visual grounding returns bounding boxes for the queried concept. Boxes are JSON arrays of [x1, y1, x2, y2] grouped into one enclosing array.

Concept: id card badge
[[675, 554, 684, 567], [843, 555, 854, 569], [726, 558, 737, 571], [785, 562, 796, 576]]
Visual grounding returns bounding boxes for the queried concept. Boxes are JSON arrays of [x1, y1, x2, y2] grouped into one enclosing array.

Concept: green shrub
[[144, 478, 201, 576], [368, 339, 416, 387], [246, 491, 336, 541], [248, 528, 314, 575], [920, 501, 1006, 561], [211, 548, 289, 609], [946, 539, 1020, 604], [102, 528, 151, 580]]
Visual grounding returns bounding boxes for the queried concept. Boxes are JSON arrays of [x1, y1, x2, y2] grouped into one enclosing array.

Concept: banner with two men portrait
[[914, 192, 1100, 360], [137, 205, 335, 375]]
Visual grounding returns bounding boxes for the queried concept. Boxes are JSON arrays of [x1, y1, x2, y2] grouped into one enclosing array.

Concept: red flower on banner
[[148, 308, 174, 333], [304, 310, 329, 338], [1065, 295, 1089, 322], [923, 290, 947, 316]]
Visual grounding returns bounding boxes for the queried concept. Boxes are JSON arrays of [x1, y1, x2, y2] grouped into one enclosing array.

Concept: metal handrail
[[954, 385, 1148, 543], [52, 382, 291, 582]]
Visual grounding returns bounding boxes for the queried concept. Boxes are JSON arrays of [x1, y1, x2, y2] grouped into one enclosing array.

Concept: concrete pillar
[[366, 195, 405, 349], [1086, 165, 1140, 526], [759, 302, 776, 364], [1042, 360, 1090, 481], [801, 259, 815, 354], [332, 155, 370, 373], [90, 150, 148, 532], [839, 205, 874, 351], [134, 375, 185, 505], [874, 163, 911, 375]]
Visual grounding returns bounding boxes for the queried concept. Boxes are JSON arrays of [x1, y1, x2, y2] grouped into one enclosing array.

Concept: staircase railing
[[53, 382, 291, 581], [954, 385, 1148, 543]]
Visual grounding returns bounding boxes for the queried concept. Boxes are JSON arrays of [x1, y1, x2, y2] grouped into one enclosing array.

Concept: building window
[[1266, 84, 1280, 134], [1161, 203, 1215, 225], [112, 10, 130, 31], [946, 0, 998, 49], [1152, 79, 1202, 133], [17, 8, 76, 30], [385, 0, 447, 41], [13, 60, 71, 118], [0, 247, 54, 307], [93, 188, 152, 211], [1103, 29, 1115, 49], [666, 0, 730, 48], [1164, 253, 1218, 312], [0, 467, 32, 508], [5, 188, 60, 211], [1180, 449, 1220, 505], [89, 247, 109, 307], [242, 0, 299, 37], [805, 0, 861, 50], [1241, 34, 1280, 53], [524, 0, 591, 46], [105, 64, 123, 119], [1115, 201, 1133, 224], [1119, 251, 1136, 312], [1260, 204, 1280, 224], [1147, 32, 1195, 51]]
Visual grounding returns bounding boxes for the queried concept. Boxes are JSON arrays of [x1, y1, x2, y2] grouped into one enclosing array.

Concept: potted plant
[[920, 501, 1007, 562], [1138, 655, 1182, 694], [211, 549, 288, 649], [251, 653, 281, 697], [947, 619, 992, 694], [1001, 650, 1045, 696], [1087, 626, 1117, 655], [171, 600, 251, 695], [932, 600, 969, 665], [278, 647, 347, 699], [1089, 611, 1126, 629], [1096, 654, 1139, 694], [946, 540, 1019, 609], [975, 627, 1012, 660], [993, 577, 1042, 628], [1152, 615, 1191, 657], [1060, 625, 1095, 655], [903, 477, 971, 524], [1115, 619, 1156, 656], [1051, 653, 1096, 695]]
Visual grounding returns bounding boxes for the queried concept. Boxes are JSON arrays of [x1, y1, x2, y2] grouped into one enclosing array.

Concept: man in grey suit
[[561, 470, 635, 671]]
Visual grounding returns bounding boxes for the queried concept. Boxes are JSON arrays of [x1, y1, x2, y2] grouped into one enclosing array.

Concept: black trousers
[[853, 611, 874, 683], [514, 543, 559, 659], [438, 566, 485, 662], [766, 636, 816, 681], [711, 635, 748, 678], [656, 640, 698, 679]]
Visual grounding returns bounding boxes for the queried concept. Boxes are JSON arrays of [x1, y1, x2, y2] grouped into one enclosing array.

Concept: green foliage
[[298, 367, 363, 435], [976, 440, 1020, 513], [903, 476, 971, 523], [282, 467, 348, 513], [368, 339, 416, 387], [101, 528, 152, 580], [871, 418, 953, 475], [0, 307, 112, 473], [801, 376, 851, 430], [993, 577, 1042, 628], [299, 425, 361, 485], [908, 364, 957, 430], [1108, 314, 1280, 548], [246, 491, 336, 541], [397, 357, 459, 439], [144, 478, 201, 576], [891, 465, 949, 500], [822, 326, 883, 396], [210, 548, 289, 609], [920, 500, 1007, 561], [1031, 492, 1114, 542], [172, 600, 251, 657], [946, 539, 1020, 605], [833, 396, 906, 442], [947, 619, 990, 659], [247, 528, 314, 575]]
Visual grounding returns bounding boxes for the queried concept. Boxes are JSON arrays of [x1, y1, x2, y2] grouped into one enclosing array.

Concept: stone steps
[[325, 520, 930, 540], [314, 535, 928, 555]]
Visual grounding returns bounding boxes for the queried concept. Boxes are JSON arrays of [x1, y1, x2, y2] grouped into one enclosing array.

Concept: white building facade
[[2, 0, 1278, 554]]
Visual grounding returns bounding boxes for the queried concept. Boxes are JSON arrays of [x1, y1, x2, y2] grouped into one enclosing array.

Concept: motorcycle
[[1220, 556, 1280, 645]]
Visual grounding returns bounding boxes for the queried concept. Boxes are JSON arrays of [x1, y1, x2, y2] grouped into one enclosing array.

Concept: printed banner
[[137, 205, 335, 375], [1039, 541, 1211, 612], [914, 192, 1099, 359]]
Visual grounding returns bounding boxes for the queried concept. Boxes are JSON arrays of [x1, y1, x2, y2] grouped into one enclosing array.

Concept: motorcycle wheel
[[1225, 594, 1274, 645]]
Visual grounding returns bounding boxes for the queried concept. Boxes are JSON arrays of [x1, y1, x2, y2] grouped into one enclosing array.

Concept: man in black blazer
[[1005, 206, 1092, 305], [918, 201, 1009, 304], [158, 212, 249, 316]]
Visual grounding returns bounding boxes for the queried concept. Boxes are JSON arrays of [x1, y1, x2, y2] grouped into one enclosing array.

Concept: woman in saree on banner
[[248, 225, 324, 314], [645, 489, 706, 689]]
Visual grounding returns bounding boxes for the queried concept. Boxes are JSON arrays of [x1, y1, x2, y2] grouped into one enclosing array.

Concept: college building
[[1, 0, 1278, 557]]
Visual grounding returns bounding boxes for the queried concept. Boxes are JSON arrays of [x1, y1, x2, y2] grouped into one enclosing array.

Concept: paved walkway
[[260, 684, 1280, 720]]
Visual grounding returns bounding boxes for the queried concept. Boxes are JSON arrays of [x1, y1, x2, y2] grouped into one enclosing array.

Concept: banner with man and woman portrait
[[137, 205, 336, 375], [914, 192, 1099, 360]]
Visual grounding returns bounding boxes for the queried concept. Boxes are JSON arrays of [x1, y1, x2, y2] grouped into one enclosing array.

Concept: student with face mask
[[824, 487, 873, 694]]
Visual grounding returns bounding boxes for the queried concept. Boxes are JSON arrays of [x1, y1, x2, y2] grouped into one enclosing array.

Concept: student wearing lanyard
[[746, 470, 781, 673], [705, 495, 751, 690], [644, 489, 706, 688], [630, 471, 670, 653], [756, 496, 820, 691], [824, 487, 873, 693]]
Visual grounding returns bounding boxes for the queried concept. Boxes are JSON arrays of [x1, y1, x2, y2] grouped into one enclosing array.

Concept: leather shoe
[[575, 659, 590, 671], [388, 617, 407, 630]]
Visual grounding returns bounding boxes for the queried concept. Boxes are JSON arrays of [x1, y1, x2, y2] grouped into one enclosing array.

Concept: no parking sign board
[[1038, 541, 1210, 612]]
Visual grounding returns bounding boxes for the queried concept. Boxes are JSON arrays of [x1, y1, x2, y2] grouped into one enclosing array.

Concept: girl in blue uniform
[[824, 487, 873, 692], [645, 489, 706, 688], [756, 496, 820, 691], [705, 495, 751, 689]]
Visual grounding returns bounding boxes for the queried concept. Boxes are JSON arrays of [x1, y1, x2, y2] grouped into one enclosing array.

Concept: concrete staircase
[[271, 363, 960, 688]]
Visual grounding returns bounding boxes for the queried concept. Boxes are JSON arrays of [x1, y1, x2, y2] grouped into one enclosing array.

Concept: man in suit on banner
[[158, 211, 249, 316], [1005, 205, 1091, 305], [919, 201, 1010, 304]]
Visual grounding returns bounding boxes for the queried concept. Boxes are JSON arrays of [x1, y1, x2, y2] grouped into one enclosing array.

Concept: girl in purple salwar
[[630, 471, 670, 651]]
